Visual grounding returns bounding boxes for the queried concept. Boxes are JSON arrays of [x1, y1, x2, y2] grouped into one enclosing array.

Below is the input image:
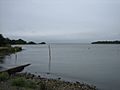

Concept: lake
[[0, 44, 120, 90]]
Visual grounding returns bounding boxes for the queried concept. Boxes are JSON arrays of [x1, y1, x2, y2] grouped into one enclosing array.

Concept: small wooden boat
[[0, 64, 31, 75]]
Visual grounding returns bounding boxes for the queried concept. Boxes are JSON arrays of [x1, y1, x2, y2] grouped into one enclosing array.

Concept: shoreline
[[0, 72, 98, 90], [0, 46, 22, 59]]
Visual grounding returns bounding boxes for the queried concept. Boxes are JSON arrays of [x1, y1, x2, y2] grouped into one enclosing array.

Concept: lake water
[[0, 44, 120, 90]]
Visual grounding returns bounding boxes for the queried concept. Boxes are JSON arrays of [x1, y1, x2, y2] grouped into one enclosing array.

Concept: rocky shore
[[0, 72, 98, 90]]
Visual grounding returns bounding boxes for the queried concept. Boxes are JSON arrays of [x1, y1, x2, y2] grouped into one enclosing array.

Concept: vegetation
[[0, 72, 9, 81], [11, 39, 27, 45], [11, 77, 36, 89], [11, 77, 26, 87], [0, 34, 27, 46], [0, 34, 10, 47], [0, 34, 46, 45], [0, 34, 23, 60], [91, 40, 120, 44], [39, 42, 46, 44], [27, 41, 36, 44], [0, 46, 22, 56], [0, 73, 97, 90]]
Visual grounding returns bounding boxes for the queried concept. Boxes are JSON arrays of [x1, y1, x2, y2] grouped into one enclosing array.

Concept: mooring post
[[48, 44, 51, 74]]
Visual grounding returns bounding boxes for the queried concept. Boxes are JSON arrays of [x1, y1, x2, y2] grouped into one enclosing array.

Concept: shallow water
[[0, 44, 120, 90]]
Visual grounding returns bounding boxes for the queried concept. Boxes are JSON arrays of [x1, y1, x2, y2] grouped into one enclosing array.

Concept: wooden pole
[[48, 44, 51, 74]]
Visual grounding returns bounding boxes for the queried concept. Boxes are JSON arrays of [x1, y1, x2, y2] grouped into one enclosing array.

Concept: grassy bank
[[0, 72, 98, 90], [0, 46, 22, 56]]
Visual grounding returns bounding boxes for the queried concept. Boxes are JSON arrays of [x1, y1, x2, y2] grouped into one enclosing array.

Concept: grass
[[0, 72, 9, 81], [11, 77, 36, 89], [0, 73, 98, 90]]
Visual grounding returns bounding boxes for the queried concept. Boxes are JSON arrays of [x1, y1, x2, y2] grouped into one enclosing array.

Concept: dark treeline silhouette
[[10, 39, 27, 45], [0, 34, 9, 46], [0, 34, 37, 46], [39, 42, 46, 44], [27, 41, 36, 44], [91, 40, 120, 44]]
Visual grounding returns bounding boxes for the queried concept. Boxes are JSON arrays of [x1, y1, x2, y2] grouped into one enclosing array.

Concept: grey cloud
[[0, 0, 120, 43]]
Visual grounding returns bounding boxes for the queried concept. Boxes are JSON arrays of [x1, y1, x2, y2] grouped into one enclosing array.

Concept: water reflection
[[0, 52, 6, 64], [0, 51, 12, 64], [15, 53, 17, 64], [0, 54, 6, 70], [0, 52, 18, 65], [0, 56, 4, 63]]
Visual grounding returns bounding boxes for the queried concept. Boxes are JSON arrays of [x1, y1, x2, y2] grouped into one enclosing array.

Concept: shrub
[[26, 80, 36, 88], [40, 82, 47, 90], [0, 72, 9, 81], [11, 77, 26, 87], [11, 77, 36, 89]]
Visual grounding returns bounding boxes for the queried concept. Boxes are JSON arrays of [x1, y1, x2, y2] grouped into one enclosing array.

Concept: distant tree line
[[0, 34, 46, 47], [91, 40, 120, 44], [0, 34, 28, 46]]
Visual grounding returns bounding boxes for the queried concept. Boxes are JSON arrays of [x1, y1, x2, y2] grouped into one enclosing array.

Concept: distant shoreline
[[91, 40, 120, 44]]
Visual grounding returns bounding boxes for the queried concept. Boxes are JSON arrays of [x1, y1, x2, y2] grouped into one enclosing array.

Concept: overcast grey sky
[[0, 0, 120, 43]]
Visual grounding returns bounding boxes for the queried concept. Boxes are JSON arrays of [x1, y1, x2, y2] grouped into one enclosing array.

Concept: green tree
[[27, 41, 36, 44], [15, 39, 27, 44], [0, 34, 9, 46]]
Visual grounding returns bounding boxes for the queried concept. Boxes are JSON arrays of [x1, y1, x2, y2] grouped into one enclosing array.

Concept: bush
[[11, 77, 36, 89], [26, 80, 36, 88], [11, 77, 26, 87], [0, 72, 9, 81], [39, 82, 47, 90]]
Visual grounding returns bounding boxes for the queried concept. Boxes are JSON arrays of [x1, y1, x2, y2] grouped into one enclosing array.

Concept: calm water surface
[[0, 44, 120, 90]]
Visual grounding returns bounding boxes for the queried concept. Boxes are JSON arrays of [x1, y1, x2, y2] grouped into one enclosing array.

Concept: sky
[[0, 0, 120, 43]]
